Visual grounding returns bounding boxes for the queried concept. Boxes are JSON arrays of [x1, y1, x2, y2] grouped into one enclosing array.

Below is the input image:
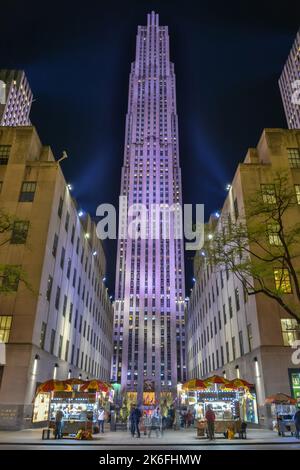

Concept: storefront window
[[0, 316, 12, 343], [281, 319, 300, 346], [241, 389, 258, 424], [289, 370, 300, 401], [33, 392, 50, 423]]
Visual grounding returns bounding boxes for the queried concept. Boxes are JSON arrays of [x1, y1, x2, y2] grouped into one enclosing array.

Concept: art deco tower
[[112, 12, 186, 400]]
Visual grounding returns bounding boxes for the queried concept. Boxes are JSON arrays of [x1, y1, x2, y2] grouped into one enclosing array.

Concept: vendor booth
[[180, 375, 258, 438], [33, 379, 112, 438], [265, 393, 297, 435]]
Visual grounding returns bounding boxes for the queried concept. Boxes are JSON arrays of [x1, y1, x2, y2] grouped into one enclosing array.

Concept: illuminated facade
[[0, 126, 113, 429], [0, 70, 32, 126], [187, 129, 300, 426], [279, 29, 300, 129], [112, 12, 186, 398]]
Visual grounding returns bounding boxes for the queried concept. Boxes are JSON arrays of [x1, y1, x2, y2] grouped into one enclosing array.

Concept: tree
[[0, 209, 31, 293], [205, 173, 300, 325]]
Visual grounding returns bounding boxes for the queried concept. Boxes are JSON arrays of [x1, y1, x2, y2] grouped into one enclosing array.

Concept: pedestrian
[[129, 404, 142, 438], [294, 407, 300, 439], [97, 406, 105, 433], [168, 404, 175, 429], [186, 409, 193, 428], [277, 414, 285, 437], [205, 405, 216, 440], [183, 410, 188, 428], [54, 406, 64, 439], [161, 403, 168, 430], [148, 407, 162, 438]]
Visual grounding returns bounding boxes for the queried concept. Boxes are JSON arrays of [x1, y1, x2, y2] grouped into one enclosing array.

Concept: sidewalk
[[0, 427, 299, 446]]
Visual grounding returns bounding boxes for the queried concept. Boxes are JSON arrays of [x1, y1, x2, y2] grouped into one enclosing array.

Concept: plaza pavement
[[0, 426, 300, 449]]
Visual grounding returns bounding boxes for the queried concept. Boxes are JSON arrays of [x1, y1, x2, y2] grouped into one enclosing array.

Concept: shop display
[[33, 378, 112, 438], [180, 374, 258, 438], [32, 392, 50, 423]]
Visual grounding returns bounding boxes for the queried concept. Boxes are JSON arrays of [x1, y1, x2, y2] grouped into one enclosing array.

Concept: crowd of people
[[53, 402, 300, 441], [127, 403, 201, 438]]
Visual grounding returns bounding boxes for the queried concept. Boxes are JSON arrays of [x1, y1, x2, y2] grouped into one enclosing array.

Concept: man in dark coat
[[129, 405, 141, 438]]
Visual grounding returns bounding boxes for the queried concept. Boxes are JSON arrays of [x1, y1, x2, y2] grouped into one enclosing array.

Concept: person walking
[[205, 405, 216, 440], [168, 405, 175, 429], [294, 407, 300, 439], [161, 403, 168, 430], [54, 407, 64, 439], [129, 405, 141, 438], [148, 407, 162, 438], [186, 409, 193, 428], [97, 406, 105, 433]]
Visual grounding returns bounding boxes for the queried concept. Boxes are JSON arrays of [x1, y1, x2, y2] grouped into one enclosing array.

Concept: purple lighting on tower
[[112, 12, 186, 398]]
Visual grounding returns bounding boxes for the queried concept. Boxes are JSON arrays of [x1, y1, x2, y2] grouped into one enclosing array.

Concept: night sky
[[1, 0, 299, 295]]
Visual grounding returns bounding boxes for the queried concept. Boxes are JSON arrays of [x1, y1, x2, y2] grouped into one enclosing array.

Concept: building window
[[235, 288, 240, 311], [247, 324, 253, 351], [295, 185, 300, 205], [11, 221, 29, 244], [0, 316, 12, 343], [58, 335, 63, 358], [60, 247, 65, 269], [66, 259, 71, 279], [229, 296, 233, 318], [234, 197, 239, 220], [274, 268, 292, 293], [232, 336, 236, 360], [50, 329, 56, 354], [55, 286, 61, 309], [281, 319, 300, 346], [71, 225, 75, 244], [261, 184, 276, 204], [1, 265, 20, 291], [287, 148, 300, 168], [52, 234, 58, 257], [267, 224, 282, 246], [226, 341, 230, 363], [58, 197, 63, 218], [40, 322, 47, 349], [223, 304, 227, 325], [239, 330, 244, 356], [46, 275, 53, 301], [0, 145, 11, 165], [69, 303, 73, 323], [65, 212, 70, 232], [19, 181, 37, 202], [65, 340, 70, 361]]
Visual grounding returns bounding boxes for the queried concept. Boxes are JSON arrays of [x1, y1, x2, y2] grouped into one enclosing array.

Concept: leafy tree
[[205, 173, 300, 324], [0, 209, 31, 292]]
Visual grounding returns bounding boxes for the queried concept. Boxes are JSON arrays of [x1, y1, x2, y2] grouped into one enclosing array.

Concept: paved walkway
[[0, 427, 299, 446]]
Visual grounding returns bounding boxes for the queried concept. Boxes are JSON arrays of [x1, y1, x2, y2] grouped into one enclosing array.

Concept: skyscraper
[[279, 29, 300, 129], [0, 70, 33, 126], [112, 12, 186, 401]]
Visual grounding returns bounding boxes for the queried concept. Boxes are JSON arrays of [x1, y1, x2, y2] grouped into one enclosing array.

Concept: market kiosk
[[180, 376, 258, 438], [49, 390, 97, 436], [33, 379, 111, 438], [265, 393, 297, 435]]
